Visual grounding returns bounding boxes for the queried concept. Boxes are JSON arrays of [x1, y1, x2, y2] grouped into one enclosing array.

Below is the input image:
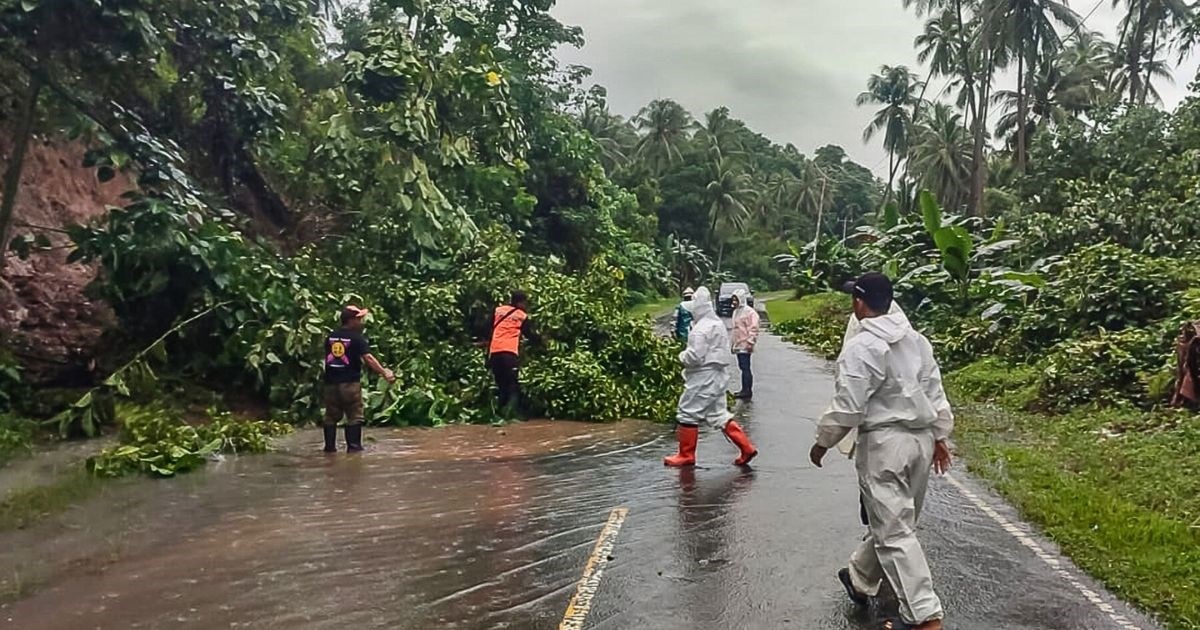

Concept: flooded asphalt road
[[0, 334, 1160, 629]]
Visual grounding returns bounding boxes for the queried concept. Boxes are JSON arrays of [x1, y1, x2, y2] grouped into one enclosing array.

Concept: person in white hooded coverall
[[810, 273, 953, 630], [664, 286, 758, 467]]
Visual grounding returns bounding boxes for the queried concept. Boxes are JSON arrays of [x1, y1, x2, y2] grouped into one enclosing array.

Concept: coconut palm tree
[[857, 65, 925, 197], [632, 99, 693, 176], [1109, 41, 1176, 103], [1062, 29, 1118, 103], [982, 0, 1080, 172], [693, 107, 744, 161], [1112, 0, 1192, 106], [916, 8, 964, 86], [580, 101, 635, 174], [703, 157, 756, 268], [910, 104, 974, 212], [993, 39, 1112, 145]]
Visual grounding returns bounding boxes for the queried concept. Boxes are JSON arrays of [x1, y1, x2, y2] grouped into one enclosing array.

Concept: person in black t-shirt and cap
[[323, 305, 396, 453]]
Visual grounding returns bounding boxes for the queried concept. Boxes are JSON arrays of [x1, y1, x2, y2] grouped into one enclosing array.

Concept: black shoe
[[838, 568, 869, 606], [345, 424, 364, 452], [322, 425, 338, 453]]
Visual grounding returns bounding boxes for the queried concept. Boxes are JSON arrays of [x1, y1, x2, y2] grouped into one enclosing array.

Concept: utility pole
[[809, 162, 831, 269]]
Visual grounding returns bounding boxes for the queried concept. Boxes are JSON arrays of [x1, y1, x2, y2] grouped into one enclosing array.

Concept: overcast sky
[[551, 0, 1199, 176]]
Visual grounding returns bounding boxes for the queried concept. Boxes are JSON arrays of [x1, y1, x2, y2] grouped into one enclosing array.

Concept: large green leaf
[[880, 201, 900, 230], [919, 190, 942, 238], [933, 225, 972, 282]]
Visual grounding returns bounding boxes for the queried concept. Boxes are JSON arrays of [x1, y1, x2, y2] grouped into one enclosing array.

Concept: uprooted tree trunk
[[0, 76, 43, 275]]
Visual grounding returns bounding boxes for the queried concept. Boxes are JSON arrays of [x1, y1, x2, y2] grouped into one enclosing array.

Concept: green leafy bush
[[949, 357, 1038, 410], [1012, 244, 1185, 354], [87, 407, 292, 478], [773, 316, 845, 360], [1033, 328, 1170, 412], [928, 317, 1005, 371], [0, 415, 36, 465]]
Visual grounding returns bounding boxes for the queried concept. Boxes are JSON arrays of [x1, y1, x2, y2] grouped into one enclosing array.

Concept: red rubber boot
[[663, 425, 699, 467], [722, 420, 758, 466]]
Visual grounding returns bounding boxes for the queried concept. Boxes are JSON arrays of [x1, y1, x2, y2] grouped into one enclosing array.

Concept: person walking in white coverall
[[663, 286, 758, 468], [809, 273, 954, 630]]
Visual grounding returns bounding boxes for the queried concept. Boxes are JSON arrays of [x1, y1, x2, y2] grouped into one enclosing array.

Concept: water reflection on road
[[0, 335, 1159, 630]]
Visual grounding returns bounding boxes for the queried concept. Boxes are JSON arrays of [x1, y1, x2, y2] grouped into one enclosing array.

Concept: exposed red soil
[[0, 136, 130, 386]]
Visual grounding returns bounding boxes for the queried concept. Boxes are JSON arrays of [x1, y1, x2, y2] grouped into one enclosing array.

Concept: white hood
[[858, 308, 914, 345], [679, 286, 730, 372], [844, 301, 904, 345], [691, 286, 718, 322]]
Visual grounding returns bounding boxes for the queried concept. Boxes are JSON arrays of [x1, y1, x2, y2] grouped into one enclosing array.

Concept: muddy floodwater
[[0, 335, 1160, 629]]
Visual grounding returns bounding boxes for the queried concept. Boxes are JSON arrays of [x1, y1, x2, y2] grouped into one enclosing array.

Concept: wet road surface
[[0, 334, 1159, 629]]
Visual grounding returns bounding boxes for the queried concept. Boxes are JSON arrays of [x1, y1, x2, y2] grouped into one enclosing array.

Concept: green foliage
[[0, 414, 36, 465], [1012, 244, 1185, 353], [773, 317, 844, 360], [1033, 329, 1170, 413], [86, 406, 292, 478], [768, 294, 850, 360], [949, 358, 1038, 410], [0, 351, 23, 413], [1015, 108, 1200, 259]]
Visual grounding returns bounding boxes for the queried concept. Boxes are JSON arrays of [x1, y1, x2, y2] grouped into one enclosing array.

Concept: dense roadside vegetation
[[0, 0, 1199, 622], [760, 2, 1200, 625], [0, 0, 890, 479], [0, 0, 891, 467]]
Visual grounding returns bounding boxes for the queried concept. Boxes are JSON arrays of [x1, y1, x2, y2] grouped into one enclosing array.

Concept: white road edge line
[[945, 474, 1144, 630], [559, 506, 630, 630]]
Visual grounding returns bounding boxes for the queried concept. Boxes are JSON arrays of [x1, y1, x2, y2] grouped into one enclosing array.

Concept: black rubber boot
[[322, 425, 338, 453], [345, 424, 364, 452], [838, 568, 869, 606]]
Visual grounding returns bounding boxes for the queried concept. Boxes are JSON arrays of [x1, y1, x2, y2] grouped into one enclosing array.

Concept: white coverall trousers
[[676, 367, 733, 428], [849, 426, 944, 624]]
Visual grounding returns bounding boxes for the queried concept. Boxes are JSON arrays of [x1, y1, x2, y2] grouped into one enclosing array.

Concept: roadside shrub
[[949, 358, 1038, 410], [774, 316, 844, 360], [1012, 244, 1185, 353], [929, 317, 1004, 371], [1033, 328, 1169, 412], [0, 415, 36, 465], [0, 352, 22, 414]]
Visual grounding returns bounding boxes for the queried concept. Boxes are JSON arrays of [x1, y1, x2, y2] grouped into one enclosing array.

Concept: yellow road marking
[[559, 507, 629, 630]]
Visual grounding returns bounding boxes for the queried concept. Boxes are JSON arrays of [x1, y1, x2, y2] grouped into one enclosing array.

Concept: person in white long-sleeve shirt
[[809, 273, 953, 630]]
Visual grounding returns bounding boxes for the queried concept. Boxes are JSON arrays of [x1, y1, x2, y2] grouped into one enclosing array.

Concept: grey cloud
[[552, 0, 1196, 176]]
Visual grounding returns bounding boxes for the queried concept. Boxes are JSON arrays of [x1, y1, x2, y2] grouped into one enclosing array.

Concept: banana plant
[[919, 191, 1020, 306]]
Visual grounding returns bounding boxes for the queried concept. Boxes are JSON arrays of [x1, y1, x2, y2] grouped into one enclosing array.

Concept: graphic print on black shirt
[[324, 328, 370, 384]]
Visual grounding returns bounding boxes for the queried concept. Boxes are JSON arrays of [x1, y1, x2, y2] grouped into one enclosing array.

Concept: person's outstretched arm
[[363, 354, 396, 383], [521, 317, 544, 346], [811, 343, 883, 466]]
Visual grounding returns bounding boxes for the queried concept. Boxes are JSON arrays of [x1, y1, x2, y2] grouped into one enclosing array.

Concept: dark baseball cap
[[841, 272, 894, 312], [340, 305, 370, 323]]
